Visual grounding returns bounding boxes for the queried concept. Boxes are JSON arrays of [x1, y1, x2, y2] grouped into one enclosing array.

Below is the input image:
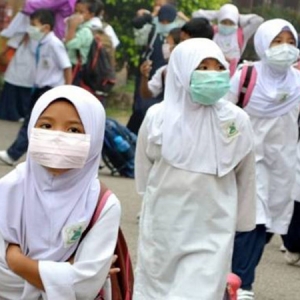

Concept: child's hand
[[152, 6, 161, 17], [140, 60, 152, 78], [108, 255, 120, 277], [6, 244, 23, 272], [68, 14, 84, 28]]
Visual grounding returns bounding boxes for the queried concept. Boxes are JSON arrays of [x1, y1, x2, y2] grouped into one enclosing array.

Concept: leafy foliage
[[104, 0, 228, 72]]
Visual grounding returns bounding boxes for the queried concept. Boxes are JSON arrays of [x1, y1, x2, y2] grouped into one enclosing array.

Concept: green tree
[[104, 0, 228, 71]]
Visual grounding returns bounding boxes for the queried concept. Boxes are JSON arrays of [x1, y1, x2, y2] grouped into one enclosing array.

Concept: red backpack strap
[[237, 65, 257, 108], [237, 27, 244, 51]]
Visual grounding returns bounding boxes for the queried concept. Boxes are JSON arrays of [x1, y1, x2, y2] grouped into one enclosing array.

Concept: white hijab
[[161, 38, 253, 176], [0, 85, 105, 262], [245, 19, 300, 117], [214, 4, 241, 60]]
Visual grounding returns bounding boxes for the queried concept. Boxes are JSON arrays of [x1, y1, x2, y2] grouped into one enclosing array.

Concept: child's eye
[[199, 65, 208, 70], [68, 127, 82, 133], [218, 65, 226, 70], [40, 123, 52, 129]]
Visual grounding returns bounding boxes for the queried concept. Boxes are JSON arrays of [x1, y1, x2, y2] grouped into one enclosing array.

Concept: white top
[[225, 20, 300, 233], [5, 34, 37, 87], [34, 32, 71, 88], [0, 194, 121, 300], [161, 38, 253, 176], [148, 65, 167, 97], [134, 102, 256, 300], [193, 8, 263, 59]]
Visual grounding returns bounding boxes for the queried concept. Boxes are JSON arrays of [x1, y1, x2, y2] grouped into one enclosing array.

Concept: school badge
[[62, 222, 87, 248], [226, 122, 239, 138]]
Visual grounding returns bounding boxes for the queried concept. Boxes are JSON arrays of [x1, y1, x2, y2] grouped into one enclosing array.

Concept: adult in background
[[127, 4, 183, 135]]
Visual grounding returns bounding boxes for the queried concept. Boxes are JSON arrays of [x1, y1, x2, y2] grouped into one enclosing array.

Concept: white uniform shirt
[[0, 194, 121, 300], [34, 32, 71, 88], [4, 34, 37, 87], [148, 65, 167, 98]]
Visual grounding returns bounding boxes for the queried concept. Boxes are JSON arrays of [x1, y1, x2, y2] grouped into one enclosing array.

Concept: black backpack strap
[[237, 65, 254, 108], [142, 24, 157, 61]]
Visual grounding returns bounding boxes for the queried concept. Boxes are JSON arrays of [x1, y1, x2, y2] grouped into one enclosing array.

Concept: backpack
[[237, 64, 257, 108], [80, 36, 116, 97], [102, 118, 136, 178], [82, 183, 134, 300]]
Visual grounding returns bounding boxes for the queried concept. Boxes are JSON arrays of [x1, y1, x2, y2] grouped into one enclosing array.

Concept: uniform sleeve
[[52, 41, 72, 70], [235, 142, 257, 232], [192, 9, 218, 20], [239, 14, 264, 44], [39, 195, 121, 300], [148, 66, 165, 98], [135, 115, 154, 196], [66, 27, 93, 50]]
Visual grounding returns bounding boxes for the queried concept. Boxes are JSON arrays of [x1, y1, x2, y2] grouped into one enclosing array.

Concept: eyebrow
[[37, 116, 83, 126]]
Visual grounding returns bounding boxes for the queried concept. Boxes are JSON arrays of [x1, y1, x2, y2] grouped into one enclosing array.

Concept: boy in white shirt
[[0, 8, 72, 166]]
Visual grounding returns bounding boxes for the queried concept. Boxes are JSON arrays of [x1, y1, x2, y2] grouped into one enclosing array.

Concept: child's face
[[75, 3, 95, 22], [30, 19, 50, 34], [35, 100, 85, 175], [220, 19, 236, 26], [270, 30, 296, 48], [196, 58, 226, 71]]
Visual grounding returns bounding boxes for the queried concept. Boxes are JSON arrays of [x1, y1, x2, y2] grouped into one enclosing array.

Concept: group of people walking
[[0, 1, 299, 300]]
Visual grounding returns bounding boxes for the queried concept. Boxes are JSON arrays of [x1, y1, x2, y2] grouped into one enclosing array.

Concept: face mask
[[218, 24, 238, 36], [27, 25, 45, 41], [162, 43, 171, 60], [157, 22, 177, 36], [265, 43, 299, 71], [190, 70, 230, 105], [28, 128, 91, 169]]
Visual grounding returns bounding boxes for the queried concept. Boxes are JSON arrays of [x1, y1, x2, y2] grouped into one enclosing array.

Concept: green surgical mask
[[190, 70, 230, 105]]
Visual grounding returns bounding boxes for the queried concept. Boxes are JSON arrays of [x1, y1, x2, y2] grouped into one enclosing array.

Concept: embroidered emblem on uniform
[[279, 93, 288, 102], [62, 222, 86, 248], [227, 122, 239, 138]]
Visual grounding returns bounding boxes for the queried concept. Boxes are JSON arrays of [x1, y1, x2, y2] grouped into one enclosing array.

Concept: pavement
[[0, 119, 299, 300]]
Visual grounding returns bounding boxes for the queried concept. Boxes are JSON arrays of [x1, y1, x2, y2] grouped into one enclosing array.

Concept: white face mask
[[162, 43, 171, 60], [28, 128, 91, 169], [27, 25, 45, 41], [265, 43, 300, 71]]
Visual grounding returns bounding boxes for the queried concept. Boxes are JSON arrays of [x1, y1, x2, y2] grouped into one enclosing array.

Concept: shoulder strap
[[80, 183, 112, 241], [237, 27, 244, 51], [237, 65, 257, 108], [143, 24, 157, 60]]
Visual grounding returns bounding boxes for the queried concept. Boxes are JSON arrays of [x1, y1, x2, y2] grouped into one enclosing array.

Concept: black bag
[[102, 118, 136, 178], [81, 39, 116, 96]]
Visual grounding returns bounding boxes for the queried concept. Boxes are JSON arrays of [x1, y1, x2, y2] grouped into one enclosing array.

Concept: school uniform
[[226, 19, 300, 291], [193, 4, 263, 75], [6, 31, 71, 162], [0, 33, 36, 121], [134, 39, 256, 300], [147, 65, 167, 98], [0, 86, 121, 299]]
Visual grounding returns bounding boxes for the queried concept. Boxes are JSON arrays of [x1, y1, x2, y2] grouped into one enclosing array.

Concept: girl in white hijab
[[227, 19, 300, 300], [0, 85, 121, 299], [134, 38, 256, 300], [193, 4, 264, 76]]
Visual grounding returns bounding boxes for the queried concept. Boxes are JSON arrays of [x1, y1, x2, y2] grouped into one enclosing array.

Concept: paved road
[[0, 119, 299, 300]]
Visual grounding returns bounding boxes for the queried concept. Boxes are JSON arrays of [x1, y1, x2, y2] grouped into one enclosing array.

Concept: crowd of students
[[0, 1, 299, 300]]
